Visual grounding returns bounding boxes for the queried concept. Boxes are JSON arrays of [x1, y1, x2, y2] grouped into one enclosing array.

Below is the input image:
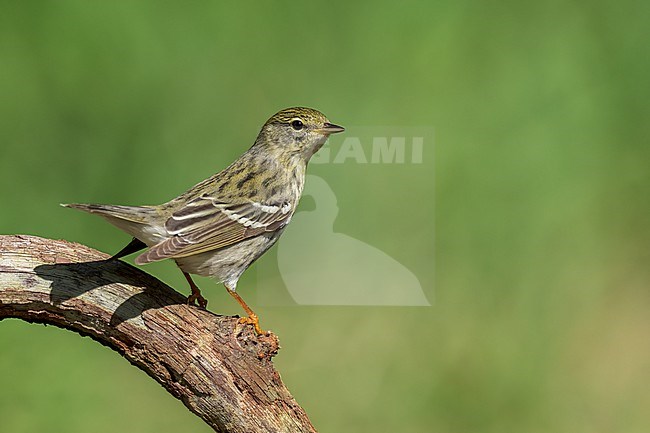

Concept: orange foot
[[238, 314, 266, 335]]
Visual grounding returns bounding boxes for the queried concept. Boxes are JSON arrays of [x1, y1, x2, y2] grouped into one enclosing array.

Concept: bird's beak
[[317, 122, 345, 134]]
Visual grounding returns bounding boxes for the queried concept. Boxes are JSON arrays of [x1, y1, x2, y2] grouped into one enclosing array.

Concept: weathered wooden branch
[[0, 235, 316, 433]]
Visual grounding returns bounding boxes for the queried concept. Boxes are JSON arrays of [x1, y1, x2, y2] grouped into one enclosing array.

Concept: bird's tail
[[61, 203, 156, 223], [61, 203, 164, 245]]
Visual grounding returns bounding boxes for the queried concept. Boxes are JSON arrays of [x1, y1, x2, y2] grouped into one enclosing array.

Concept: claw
[[187, 291, 208, 309], [227, 287, 266, 335], [238, 313, 265, 335], [183, 272, 208, 309]]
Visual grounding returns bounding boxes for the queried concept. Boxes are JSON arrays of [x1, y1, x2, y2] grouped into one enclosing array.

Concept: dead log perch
[[0, 234, 316, 433]]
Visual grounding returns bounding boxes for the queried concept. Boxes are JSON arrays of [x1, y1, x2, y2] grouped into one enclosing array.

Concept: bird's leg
[[226, 287, 265, 335], [182, 272, 208, 309]]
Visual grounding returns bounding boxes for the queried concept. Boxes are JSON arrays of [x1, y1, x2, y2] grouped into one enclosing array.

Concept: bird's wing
[[135, 195, 293, 264]]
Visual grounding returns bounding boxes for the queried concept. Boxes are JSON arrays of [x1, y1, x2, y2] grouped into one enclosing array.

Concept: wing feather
[[135, 196, 292, 264]]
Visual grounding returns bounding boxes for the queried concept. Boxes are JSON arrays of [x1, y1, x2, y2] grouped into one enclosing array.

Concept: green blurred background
[[1, 1, 649, 432]]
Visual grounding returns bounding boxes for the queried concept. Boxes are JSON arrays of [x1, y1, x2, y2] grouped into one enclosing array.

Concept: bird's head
[[255, 107, 344, 161]]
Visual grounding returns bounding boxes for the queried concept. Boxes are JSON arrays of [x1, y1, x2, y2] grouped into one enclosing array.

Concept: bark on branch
[[0, 235, 316, 433]]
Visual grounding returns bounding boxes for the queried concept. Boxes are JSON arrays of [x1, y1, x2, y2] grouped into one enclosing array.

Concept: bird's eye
[[291, 119, 304, 131]]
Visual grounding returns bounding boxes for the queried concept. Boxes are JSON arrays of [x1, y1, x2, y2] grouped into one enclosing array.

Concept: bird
[[63, 107, 344, 334]]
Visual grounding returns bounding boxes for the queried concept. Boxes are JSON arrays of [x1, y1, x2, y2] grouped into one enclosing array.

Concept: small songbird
[[63, 107, 344, 334]]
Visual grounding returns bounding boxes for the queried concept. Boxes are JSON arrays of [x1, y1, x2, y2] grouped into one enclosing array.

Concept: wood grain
[[0, 235, 316, 433]]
